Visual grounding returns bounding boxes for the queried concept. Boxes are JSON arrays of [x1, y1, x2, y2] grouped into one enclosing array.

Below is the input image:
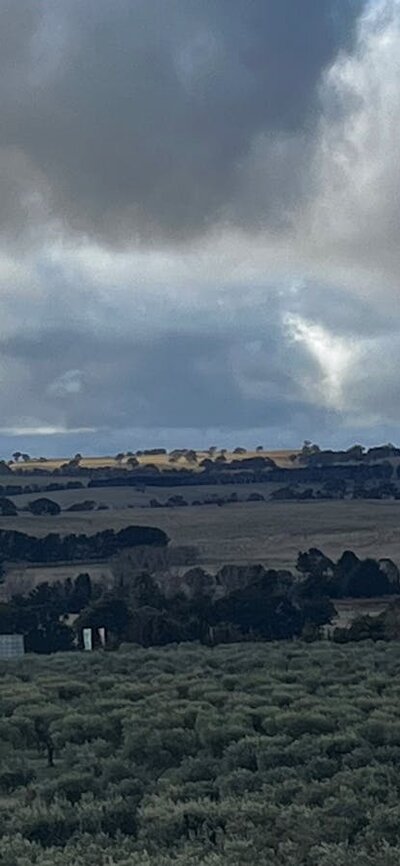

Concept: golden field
[[9, 448, 299, 473]]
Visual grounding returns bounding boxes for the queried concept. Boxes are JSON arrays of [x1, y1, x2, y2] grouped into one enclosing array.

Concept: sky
[[0, 0, 400, 457]]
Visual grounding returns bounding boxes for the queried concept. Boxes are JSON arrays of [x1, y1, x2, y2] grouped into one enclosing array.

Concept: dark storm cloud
[[0, 0, 365, 245], [4, 0, 400, 455], [0, 308, 329, 433], [288, 283, 399, 340], [1, 275, 400, 452]]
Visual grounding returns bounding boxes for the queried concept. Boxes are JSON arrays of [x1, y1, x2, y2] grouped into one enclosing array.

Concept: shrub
[[0, 764, 35, 792], [28, 498, 61, 516]]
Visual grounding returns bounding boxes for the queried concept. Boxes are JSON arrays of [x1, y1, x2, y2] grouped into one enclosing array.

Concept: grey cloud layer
[[0, 282, 395, 436], [0, 0, 364, 244], [1, 0, 400, 453]]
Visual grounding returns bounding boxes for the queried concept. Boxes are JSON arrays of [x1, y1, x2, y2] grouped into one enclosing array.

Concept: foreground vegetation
[[2, 642, 400, 865]]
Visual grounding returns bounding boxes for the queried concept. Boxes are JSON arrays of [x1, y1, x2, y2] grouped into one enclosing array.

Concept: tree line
[[0, 524, 168, 565], [2, 547, 399, 654]]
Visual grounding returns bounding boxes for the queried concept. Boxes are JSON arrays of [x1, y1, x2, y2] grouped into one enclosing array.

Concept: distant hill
[[8, 449, 300, 473]]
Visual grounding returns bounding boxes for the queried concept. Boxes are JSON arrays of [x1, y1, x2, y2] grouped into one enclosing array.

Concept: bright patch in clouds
[[284, 314, 359, 411], [0, 426, 96, 437], [47, 370, 84, 397], [0, 0, 399, 452]]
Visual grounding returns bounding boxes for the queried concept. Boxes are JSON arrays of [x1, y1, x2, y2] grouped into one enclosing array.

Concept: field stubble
[[2, 499, 400, 572]]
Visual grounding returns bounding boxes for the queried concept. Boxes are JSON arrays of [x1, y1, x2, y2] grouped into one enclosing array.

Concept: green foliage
[[0, 762, 35, 792], [297, 547, 399, 599], [0, 523, 168, 564], [2, 546, 398, 656], [2, 643, 400, 863]]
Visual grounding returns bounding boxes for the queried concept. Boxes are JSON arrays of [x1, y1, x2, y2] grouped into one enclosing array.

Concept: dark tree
[[345, 559, 391, 598], [25, 619, 74, 655], [77, 595, 131, 641], [128, 572, 165, 610], [296, 548, 334, 579], [185, 450, 198, 464], [0, 497, 18, 516], [28, 498, 61, 516], [0, 601, 16, 633], [69, 573, 92, 613], [34, 717, 55, 767]]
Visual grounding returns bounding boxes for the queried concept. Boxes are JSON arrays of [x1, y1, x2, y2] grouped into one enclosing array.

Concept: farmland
[[2, 499, 400, 573], [9, 449, 300, 473], [4, 437, 400, 613], [3, 455, 400, 862]]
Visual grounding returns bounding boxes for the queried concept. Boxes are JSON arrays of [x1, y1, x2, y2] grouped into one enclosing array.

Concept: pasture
[[5, 479, 285, 510], [2, 498, 400, 573]]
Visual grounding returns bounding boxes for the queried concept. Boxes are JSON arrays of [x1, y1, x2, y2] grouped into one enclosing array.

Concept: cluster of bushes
[[0, 558, 335, 652], [0, 573, 94, 652], [270, 480, 400, 502], [0, 524, 168, 565], [27, 498, 61, 516], [50, 482, 400, 510], [333, 600, 400, 643], [271, 486, 316, 501], [0, 496, 108, 517], [13, 479, 399, 510], [297, 548, 400, 599], [0, 497, 18, 516], [199, 456, 276, 471], [3, 642, 400, 864], [132, 448, 167, 456], [149, 492, 265, 508], [83, 461, 398, 495], [303, 444, 400, 466], [5, 444, 400, 505], [0, 487, 86, 516], [65, 500, 98, 512], [352, 481, 400, 500], [25, 497, 99, 516], [2, 546, 399, 654], [0, 480, 84, 496], [272, 480, 349, 501], [75, 565, 336, 649]]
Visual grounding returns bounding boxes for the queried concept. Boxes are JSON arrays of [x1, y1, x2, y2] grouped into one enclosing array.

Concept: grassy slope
[[0, 501, 400, 569], [2, 499, 400, 571]]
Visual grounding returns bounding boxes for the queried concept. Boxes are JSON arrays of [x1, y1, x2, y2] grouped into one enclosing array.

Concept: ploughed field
[[2, 499, 400, 572]]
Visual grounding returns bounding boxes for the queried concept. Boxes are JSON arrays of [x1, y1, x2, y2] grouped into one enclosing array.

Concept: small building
[[0, 633, 25, 660]]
